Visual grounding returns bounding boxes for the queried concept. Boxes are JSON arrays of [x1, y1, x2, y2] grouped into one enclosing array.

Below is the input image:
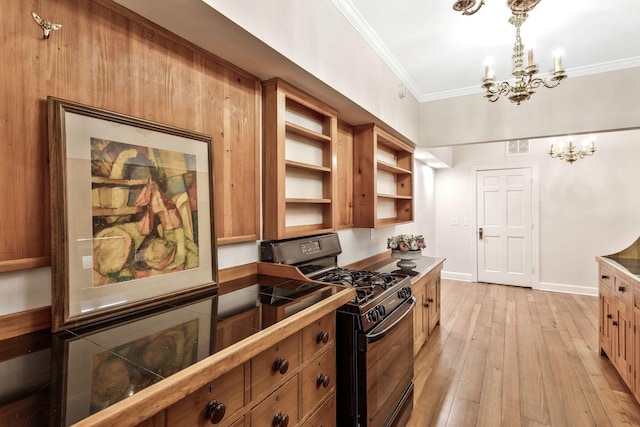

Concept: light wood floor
[[406, 280, 640, 427]]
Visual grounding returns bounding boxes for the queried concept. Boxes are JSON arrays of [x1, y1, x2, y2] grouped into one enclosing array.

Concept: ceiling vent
[[506, 139, 530, 156]]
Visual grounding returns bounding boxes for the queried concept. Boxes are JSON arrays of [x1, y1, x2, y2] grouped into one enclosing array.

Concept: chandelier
[[453, 0, 567, 104], [481, 12, 567, 104], [453, 0, 542, 16], [549, 137, 596, 164]]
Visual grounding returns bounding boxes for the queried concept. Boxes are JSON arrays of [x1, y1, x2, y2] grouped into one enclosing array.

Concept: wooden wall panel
[[337, 120, 354, 228], [0, 0, 260, 272]]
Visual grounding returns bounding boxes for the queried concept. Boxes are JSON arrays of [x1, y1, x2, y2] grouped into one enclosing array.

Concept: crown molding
[[331, 0, 423, 99]]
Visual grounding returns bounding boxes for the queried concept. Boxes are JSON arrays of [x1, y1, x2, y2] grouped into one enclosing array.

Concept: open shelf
[[262, 78, 338, 239], [353, 124, 415, 228]]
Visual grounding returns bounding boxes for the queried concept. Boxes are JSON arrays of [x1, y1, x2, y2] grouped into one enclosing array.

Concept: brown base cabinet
[[597, 256, 640, 403], [411, 264, 443, 356], [165, 313, 336, 427]]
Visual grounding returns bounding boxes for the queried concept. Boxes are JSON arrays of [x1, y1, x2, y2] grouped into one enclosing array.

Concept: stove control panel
[[360, 284, 412, 332]]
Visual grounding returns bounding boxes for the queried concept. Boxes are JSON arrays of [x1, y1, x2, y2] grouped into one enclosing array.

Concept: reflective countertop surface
[[604, 256, 640, 277], [0, 275, 340, 426]]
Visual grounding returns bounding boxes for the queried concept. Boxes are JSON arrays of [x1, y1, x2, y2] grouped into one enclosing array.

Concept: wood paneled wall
[[0, 0, 260, 273]]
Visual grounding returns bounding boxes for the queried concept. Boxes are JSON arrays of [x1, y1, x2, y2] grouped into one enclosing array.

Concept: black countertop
[[0, 275, 340, 426], [604, 256, 640, 277]]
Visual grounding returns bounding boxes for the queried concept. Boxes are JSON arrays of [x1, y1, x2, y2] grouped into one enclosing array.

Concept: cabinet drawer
[[250, 375, 299, 427], [166, 364, 247, 427], [599, 265, 614, 290], [302, 313, 335, 362], [251, 332, 300, 401], [614, 275, 633, 306], [302, 393, 335, 427], [301, 345, 335, 416]]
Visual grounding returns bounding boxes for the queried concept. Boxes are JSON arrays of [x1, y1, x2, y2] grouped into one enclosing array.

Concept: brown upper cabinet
[[262, 79, 338, 239], [353, 124, 415, 228]]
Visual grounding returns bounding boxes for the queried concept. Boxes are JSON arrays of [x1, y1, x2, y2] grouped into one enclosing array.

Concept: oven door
[[360, 296, 415, 427]]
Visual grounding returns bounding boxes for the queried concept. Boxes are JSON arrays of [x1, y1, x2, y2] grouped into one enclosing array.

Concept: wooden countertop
[[73, 278, 354, 427]]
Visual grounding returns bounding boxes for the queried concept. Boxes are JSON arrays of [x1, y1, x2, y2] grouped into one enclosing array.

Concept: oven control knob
[[369, 309, 379, 323], [398, 286, 412, 299], [377, 305, 386, 317]]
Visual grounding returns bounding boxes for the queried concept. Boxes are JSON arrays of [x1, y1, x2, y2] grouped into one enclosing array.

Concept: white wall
[[434, 130, 640, 295], [202, 0, 421, 142], [419, 68, 640, 146]]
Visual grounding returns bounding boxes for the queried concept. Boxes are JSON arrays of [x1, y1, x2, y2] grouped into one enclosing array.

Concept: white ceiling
[[335, 0, 640, 102]]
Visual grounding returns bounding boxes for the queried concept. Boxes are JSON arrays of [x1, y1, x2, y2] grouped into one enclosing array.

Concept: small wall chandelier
[[549, 136, 596, 164]]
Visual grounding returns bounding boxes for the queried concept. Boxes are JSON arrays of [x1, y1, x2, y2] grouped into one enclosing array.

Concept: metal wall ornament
[[32, 12, 62, 39]]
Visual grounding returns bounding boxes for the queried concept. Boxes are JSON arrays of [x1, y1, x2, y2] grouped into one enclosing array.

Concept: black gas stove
[[260, 233, 413, 332], [311, 267, 412, 332], [260, 233, 416, 427]]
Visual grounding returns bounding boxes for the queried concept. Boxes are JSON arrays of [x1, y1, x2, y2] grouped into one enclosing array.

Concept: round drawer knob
[[272, 357, 289, 375], [205, 400, 226, 424], [316, 373, 330, 388], [272, 411, 290, 427], [316, 331, 329, 344]]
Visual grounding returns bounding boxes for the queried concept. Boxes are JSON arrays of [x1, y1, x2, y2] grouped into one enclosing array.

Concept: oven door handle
[[366, 296, 416, 344]]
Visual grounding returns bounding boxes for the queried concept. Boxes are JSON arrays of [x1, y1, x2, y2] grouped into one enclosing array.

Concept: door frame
[[471, 163, 540, 289]]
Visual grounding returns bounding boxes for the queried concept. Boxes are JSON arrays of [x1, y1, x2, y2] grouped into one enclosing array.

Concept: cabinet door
[[427, 275, 440, 336], [301, 346, 335, 417], [635, 308, 640, 400], [165, 364, 247, 427], [250, 376, 299, 427], [411, 279, 427, 356], [302, 394, 336, 427], [612, 297, 633, 386], [599, 291, 612, 356], [251, 332, 300, 401]]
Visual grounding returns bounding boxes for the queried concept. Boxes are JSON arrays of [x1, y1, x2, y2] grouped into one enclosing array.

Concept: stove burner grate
[[313, 268, 406, 304]]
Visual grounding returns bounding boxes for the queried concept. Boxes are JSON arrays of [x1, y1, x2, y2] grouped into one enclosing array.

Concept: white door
[[477, 168, 533, 287]]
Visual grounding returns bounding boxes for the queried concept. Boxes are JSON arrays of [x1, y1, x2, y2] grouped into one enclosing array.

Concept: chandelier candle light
[[549, 136, 596, 164], [482, 11, 567, 104]]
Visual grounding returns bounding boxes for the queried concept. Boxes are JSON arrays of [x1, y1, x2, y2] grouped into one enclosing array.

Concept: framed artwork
[[50, 297, 216, 426], [48, 97, 217, 331]]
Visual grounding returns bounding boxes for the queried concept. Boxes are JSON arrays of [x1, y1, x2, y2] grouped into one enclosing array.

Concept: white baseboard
[[442, 271, 473, 282], [538, 281, 598, 297], [440, 272, 598, 297]]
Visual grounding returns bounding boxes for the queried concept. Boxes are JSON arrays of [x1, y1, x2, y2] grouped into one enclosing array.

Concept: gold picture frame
[[48, 97, 217, 331]]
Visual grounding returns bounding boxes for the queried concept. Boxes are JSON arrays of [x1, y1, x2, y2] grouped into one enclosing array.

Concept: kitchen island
[[597, 236, 640, 404]]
